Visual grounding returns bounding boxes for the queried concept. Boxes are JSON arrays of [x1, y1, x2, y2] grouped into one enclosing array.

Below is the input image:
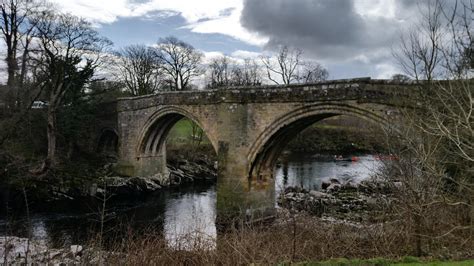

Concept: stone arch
[[97, 128, 119, 155], [247, 103, 388, 181], [137, 106, 217, 158]]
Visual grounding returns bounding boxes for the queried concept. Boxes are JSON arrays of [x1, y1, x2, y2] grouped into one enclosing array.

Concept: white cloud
[[201, 51, 225, 64], [51, 0, 267, 46], [130, 0, 242, 24], [51, 0, 242, 25], [182, 3, 268, 46], [40, 0, 412, 80], [231, 50, 261, 59], [354, 0, 397, 19], [201, 50, 263, 65], [374, 63, 399, 79], [50, 0, 131, 24]]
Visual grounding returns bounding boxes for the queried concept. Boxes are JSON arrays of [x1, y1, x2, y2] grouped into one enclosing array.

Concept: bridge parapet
[[116, 78, 418, 111]]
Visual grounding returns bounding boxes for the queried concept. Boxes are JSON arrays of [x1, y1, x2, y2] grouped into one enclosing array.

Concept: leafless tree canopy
[[1, 0, 27, 86], [388, 0, 473, 255], [437, 0, 473, 77], [0, 0, 42, 109], [261, 45, 328, 85], [297, 61, 329, 83], [231, 58, 262, 86], [207, 55, 231, 88], [394, 0, 473, 80], [156, 36, 203, 91], [117, 44, 162, 96], [261, 46, 302, 85], [206, 56, 262, 89]]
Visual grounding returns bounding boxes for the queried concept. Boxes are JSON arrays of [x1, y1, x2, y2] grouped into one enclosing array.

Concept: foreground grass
[[98, 211, 472, 265], [297, 258, 474, 266]]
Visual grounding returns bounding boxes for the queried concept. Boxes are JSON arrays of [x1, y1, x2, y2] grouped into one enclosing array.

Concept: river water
[[0, 153, 382, 249]]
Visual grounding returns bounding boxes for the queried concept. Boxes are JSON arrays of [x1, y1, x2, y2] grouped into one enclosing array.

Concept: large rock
[[309, 190, 329, 198], [95, 176, 163, 197], [279, 180, 395, 221], [0, 236, 118, 264], [70, 245, 83, 256], [0, 236, 48, 264], [89, 157, 217, 198]]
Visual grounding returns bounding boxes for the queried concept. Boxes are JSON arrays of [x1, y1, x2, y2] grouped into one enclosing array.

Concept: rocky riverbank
[[0, 236, 125, 265], [1, 154, 218, 204], [278, 178, 397, 222], [80, 156, 218, 199]]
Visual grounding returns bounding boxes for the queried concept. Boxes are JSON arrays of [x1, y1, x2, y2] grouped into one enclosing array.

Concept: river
[[0, 153, 382, 249]]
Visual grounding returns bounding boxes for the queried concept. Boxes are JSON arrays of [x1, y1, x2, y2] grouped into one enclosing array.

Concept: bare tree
[[439, 0, 473, 77], [261, 45, 328, 85], [231, 58, 262, 86], [0, 0, 39, 109], [393, 0, 473, 163], [388, 0, 474, 253], [297, 61, 329, 83], [1, 0, 25, 87], [31, 10, 111, 171], [117, 44, 162, 96], [156, 36, 202, 91], [261, 45, 302, 85], [206, 55, 232, 89], [394, 1, 445, 81]]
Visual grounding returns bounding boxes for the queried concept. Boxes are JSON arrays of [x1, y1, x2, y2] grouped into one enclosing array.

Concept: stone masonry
[[102, 78, 416, 223]]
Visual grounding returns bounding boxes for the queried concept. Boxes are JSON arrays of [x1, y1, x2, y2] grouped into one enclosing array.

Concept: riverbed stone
[[49, 250, 62, 259], [279, 178, 397, 221], [309, 190, 329, 198], [70, 245, 83, 256]]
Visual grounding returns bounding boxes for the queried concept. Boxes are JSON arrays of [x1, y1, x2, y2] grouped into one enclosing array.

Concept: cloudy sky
[[48, 0, 422, 79]]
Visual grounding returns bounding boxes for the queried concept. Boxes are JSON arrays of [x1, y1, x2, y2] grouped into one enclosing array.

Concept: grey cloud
[[240, 0, 404, 62], [242, 0, 365, 45]]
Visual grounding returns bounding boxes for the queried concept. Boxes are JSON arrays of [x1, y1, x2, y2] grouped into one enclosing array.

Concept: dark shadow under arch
[[97, 129, 119, 155]]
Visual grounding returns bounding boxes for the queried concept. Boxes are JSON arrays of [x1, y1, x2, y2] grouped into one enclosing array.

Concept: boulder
[[70, 245, 83, 256], [309, 190, 329, 198]]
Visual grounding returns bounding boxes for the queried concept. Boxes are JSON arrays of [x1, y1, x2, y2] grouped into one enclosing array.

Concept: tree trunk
[[6, 44, 16, 87], [66, 140, 75, 159], [414, 213, 423, 257], [45, 106, 57, 168]]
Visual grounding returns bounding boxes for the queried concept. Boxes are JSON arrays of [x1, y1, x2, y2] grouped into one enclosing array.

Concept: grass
[[295, 258, 474, 266], [95, 210, 472, 265], [167, 118, 211, 146]]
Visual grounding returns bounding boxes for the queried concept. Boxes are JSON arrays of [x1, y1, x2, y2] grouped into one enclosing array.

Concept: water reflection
[[275, 154, 382, 194], [0, 154, 382, 249], [164, 188, 216, 250]]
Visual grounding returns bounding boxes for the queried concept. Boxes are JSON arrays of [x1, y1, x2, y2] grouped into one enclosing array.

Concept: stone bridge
[[109, 78, 415, 223]]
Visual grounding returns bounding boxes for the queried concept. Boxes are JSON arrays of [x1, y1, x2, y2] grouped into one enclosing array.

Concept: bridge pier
[[135, 152, 169, 178], [214, 103, 277, 225], [215, 141, 276, 225]]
